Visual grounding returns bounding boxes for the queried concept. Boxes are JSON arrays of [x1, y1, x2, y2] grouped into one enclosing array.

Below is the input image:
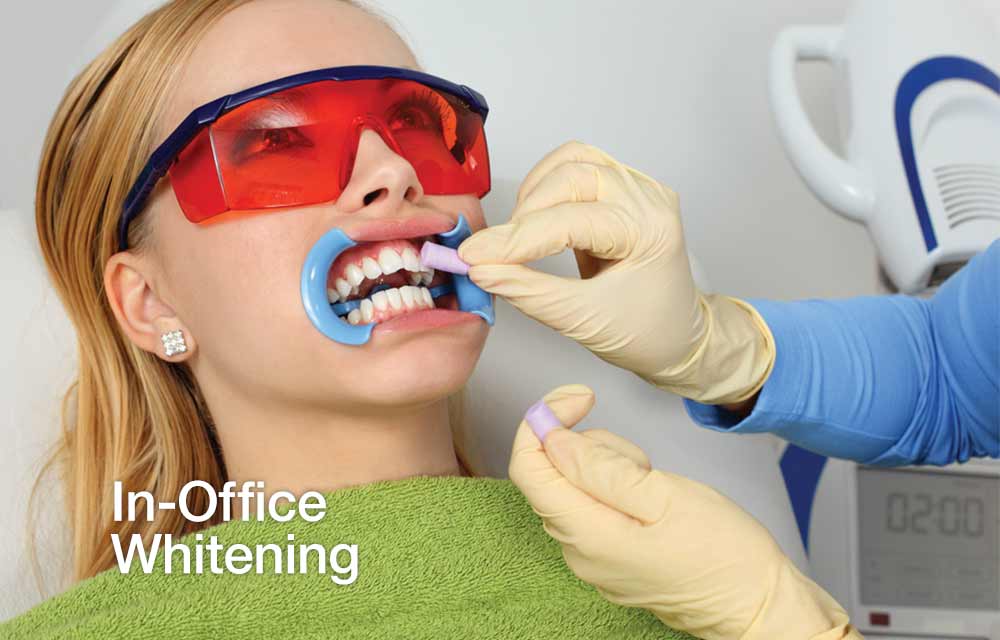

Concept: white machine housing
[[769, 0, 1000, 293], [810, 458, 1000, 639]]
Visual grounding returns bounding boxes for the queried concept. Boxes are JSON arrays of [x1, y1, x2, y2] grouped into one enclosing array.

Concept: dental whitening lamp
[[770, 2, 1000, 638], [770, 0, 1000, 295]]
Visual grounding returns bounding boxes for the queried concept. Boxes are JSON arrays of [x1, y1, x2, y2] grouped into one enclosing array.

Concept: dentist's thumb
[[509, 385, 657, 543], [456, 220, 602, 341]]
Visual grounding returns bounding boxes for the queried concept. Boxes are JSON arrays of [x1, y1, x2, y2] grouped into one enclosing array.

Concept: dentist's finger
[[514, 141, 622, 207], [543, 427, 673, 526], [536, 383, 597, 427], [465, 264, 590, 334], [512, 419, 637, 547], [459, 201, 635, 266], [518, 392, 652, 470], [513, 424, 652, 476], [510, 392, 651, 500], [513, 161, 630, 218], [579, 429, 651, 470], [509, 386, 599, 517], [513, 424, 646, 548], [514, 142, 677, 221]]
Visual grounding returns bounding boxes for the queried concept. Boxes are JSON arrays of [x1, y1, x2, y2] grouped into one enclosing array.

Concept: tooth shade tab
[[420, 242, 469, 276]]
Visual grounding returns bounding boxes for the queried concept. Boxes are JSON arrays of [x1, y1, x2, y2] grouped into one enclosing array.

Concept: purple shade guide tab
[[524, 400, 563, 442], [420, 241, 470, 275]]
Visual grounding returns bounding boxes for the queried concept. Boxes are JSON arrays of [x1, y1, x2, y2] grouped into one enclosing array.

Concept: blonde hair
[[34, 0, 476, 584]]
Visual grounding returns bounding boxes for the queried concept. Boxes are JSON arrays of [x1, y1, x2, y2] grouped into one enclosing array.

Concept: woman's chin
[[345, 367, 472, 410], [365, 312, 488, 360], [317, 323, 487, 408]]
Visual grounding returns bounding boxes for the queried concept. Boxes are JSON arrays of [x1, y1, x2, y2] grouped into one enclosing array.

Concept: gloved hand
[[511, 384, 864, 640], [460, 141, 774, 404]]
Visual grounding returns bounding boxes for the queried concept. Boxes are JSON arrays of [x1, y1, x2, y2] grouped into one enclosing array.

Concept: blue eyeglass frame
[[116, 64, 490, 251]]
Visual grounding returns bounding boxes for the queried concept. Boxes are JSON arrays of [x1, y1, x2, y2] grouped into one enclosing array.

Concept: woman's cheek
[[465, 201, 488, 232], [426, 194, 486, 231], [170, 227, 296, 354]]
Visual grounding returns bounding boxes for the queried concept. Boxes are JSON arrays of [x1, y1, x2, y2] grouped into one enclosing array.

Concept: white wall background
[[0, 0, 880, 621]]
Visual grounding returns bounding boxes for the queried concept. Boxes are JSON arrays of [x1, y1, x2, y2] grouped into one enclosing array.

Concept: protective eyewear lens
[[167, 77, 490, 223]]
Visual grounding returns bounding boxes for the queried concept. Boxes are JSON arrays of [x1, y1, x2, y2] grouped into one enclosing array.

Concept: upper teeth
[[328, 245, 435, 304], [334, 278, 352, 300], [346, 264, 364, 287], [401, 248, 420, 271], [361, 257, 381, 280], [377, 247, 403, 274]]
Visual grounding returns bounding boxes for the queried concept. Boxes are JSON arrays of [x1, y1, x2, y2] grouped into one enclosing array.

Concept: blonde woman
[[5, 0, 690, 637], [7, 0, 864, 638]]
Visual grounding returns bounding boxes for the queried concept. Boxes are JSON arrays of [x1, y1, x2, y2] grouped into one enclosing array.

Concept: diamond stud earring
[[161, 329, 187, 357]]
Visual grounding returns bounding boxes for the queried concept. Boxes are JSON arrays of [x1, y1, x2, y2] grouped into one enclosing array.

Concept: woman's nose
[[336, 129, 424, 214]]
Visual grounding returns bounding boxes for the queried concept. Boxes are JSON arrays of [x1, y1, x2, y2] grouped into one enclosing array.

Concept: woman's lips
[[325, 222, 459, 328], [372, 295, 478, 335], [317, 211, 483, 333], [341, 212, 457, 243], [325, 236, 454, 327]]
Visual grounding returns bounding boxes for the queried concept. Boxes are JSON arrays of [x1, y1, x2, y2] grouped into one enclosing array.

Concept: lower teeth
[[342, 285, 436, 325], [330, 280, 454, 326]]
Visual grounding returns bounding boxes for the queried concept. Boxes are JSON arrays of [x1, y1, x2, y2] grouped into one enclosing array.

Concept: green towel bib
[[4, 476, 694, 639]]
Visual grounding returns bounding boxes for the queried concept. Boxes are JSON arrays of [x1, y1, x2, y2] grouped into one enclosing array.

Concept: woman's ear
[[104, 252, 197, 362]]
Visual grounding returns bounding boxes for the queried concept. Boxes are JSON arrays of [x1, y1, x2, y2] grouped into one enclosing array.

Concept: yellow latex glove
[[460, 141, 774, 404], [511, 384, 864, 640]]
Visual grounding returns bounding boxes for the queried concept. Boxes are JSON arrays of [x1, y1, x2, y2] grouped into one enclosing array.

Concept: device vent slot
[[952, 213, 1000, 228], [933, 164, 1000, 229]]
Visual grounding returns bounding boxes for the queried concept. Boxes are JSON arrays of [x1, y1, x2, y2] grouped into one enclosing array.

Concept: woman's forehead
[[157, 0, 417, 140]]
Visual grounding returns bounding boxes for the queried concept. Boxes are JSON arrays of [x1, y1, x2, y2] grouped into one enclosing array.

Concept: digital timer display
[[858, 467, 999, 610]]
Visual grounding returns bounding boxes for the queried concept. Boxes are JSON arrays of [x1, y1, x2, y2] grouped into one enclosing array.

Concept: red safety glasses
[[118, 66, 491, 250]]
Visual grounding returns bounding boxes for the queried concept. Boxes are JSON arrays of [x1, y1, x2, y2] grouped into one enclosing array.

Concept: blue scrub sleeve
[[684, 240, 999, 466]]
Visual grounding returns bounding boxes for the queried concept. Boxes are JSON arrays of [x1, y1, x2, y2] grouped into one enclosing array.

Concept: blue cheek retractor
[[301, 228, 370, 345], [436, 215, 495, 326], [300, 214, 494, 346]]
